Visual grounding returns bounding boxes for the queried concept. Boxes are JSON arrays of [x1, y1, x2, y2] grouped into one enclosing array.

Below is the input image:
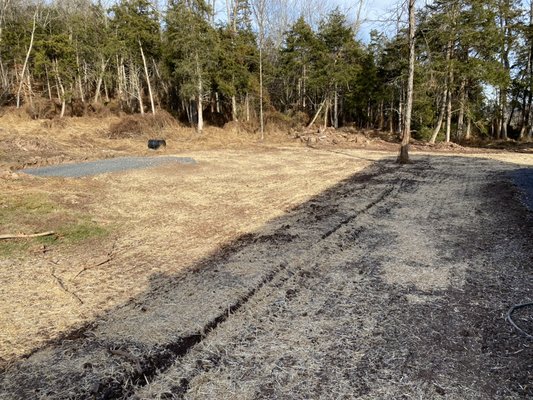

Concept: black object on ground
[[23, 156, 196, 178], [148, 139, 167, 150]]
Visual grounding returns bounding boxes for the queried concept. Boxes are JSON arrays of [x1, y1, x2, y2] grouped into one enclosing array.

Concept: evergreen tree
[[110, 0, 160, 114], [277, 16, 318, 114], [315, 9, 361, 128], [165, 0, 217, 131], [215, 0, 257, 122]]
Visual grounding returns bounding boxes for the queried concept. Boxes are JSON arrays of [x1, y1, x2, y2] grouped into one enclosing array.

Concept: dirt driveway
[[0, 148, 532, 399]]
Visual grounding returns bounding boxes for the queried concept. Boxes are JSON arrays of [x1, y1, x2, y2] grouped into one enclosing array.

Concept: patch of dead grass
[[0, 147, 380, 365]]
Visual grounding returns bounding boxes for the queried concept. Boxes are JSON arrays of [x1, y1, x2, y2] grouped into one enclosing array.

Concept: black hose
[[506, 302, 533, 340]]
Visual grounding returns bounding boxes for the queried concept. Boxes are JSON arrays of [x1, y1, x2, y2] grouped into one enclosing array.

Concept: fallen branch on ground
[[73, 240, 117, 279], [51, 268, 84, 305], [0, 231, 56, 240]]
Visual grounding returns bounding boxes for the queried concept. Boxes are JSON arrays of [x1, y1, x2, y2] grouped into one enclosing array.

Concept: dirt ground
[[0, 112, 532, 399]]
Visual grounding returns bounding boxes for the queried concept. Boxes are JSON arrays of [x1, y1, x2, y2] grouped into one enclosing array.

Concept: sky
[[337, 0, 403, 41], [209, 0, 404, 44]]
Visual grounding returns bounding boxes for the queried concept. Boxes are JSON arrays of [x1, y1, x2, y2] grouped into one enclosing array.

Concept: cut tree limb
[[0, 231, 56, 240]]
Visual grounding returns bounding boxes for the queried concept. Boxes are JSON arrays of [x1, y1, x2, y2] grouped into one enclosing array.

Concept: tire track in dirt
[[128, 165, 425, 398], [0, 160, 403, 400], [130, 167, 416, 398], [96, 165, 403, 399], [131, 156, 532, 400]]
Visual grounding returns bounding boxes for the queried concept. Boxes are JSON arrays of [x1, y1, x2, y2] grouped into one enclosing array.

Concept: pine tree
[[278, 17, 318, 115], [215, 0, 256, 122], [165, 0, 218, 132], [110, 0, 160, 114], [316, 9, 361, 128]]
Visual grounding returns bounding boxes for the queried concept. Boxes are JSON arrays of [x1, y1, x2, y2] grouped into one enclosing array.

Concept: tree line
[[1, 0, 532, 142]]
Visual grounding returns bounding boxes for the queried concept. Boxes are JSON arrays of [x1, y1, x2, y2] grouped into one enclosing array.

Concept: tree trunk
[[379, 100, 384, 131], [245, 92, 250, 122], [54, 60, 66, 118], [45, 65, 52, 100], [430, 40, 452, 144], [259, 37, 264, 139], [397, 0, 415, 164], [152, 57, 164, 106], [398, 99, 403, 138], [135, 68, 144, 115], [430, 88, 447, 143], [519, 88, 528, 140], [354, 0, 365, 36], [389, 99, 394, 134], [139, 40, 155, 115], [196, 52, 204, 133], [116, 56, 124, 106], [232, 95, 238, 121], [16, 9, 37, 108], [0, 57, 8, 91], [76, 52, 85, 102], [324, 98, 329, 129], [184, 99, 192, 124], [253, 0, 266, 139], [457, 78, 466, 140], [465, 116, 472, 140], [524, 3, 533, 141], [445, 90, 452, 143], [26, 72, 33, 107], [104, 80, 109, 102], [333, 84, 338, 129], [445, 61, 454, 143], [501, 90, 508, 140], [302, 64, 307, 110], [499, 4, 511, 141], [308, 98, 326, 128], [94, 57, 107, 104]]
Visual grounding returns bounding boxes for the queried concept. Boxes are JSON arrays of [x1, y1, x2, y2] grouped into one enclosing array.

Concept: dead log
[[0, 231, 56, 240]]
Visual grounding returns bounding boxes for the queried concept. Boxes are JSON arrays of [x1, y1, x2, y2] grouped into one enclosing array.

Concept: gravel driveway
[[23, 156, 196, 178]]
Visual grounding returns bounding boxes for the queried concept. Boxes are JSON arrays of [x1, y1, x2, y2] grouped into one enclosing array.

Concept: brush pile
[[292, 127, 372, 146]]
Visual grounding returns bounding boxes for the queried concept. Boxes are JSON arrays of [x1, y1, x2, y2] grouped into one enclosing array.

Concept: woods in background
[[1, 0, 533, 142]]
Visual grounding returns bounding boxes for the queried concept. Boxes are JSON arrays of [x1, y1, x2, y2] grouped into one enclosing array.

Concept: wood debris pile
[[292, 127, 373, 146]]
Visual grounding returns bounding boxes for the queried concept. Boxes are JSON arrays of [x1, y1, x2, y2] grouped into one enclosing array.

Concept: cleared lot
[[0, 147, 532, 399], [0, 147, 382, 365]]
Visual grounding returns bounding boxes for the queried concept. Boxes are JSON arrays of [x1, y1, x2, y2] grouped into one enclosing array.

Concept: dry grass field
[[1, 110, 532, 399]]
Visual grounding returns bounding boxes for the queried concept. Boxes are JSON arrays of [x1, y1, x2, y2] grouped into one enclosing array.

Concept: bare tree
[[225, 0, 240, 121], [252, 0, 266, 139], [195, 51, 204, 133], [139, 40, 156, 114], [354, 0, 365, 37], [16, 7, 37, 108], [398, 0, 415, 164]]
